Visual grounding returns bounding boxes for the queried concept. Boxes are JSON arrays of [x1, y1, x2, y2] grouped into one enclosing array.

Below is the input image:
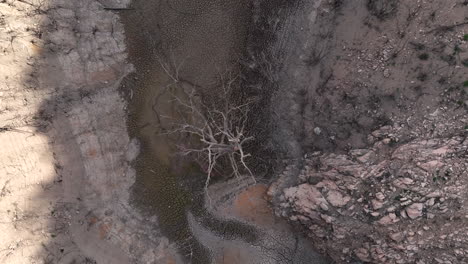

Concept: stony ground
[[269, 0, 468, 263], [270, 126, 467, 263]]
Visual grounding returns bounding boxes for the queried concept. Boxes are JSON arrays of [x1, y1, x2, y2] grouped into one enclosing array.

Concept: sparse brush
[[417, 73, 428, 82], [367, 0, 399, 20], [156, 55, 257, 191], [331, 0, 343, 9], [418, 53, 429, 60], [410, 42, 425, 51]]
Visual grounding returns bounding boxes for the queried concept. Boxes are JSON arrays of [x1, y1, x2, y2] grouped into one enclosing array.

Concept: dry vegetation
[[157, 56, 257, 189]]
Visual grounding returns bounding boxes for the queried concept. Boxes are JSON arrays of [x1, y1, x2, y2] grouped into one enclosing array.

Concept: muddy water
[[120, 0, 331, 263], [120, 0, 255, 263]]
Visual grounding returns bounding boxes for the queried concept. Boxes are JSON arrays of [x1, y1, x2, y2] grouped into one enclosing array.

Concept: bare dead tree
[[157, 54, 256, 190]]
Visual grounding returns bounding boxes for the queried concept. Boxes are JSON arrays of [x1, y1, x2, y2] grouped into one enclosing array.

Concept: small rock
[[326, 190, 351, 207], [283, 184, 329, 212], [378, 213, 397, 225], [354, 248, 371, 262], [426, 191, 442, 198], [382, 138, 392, 144], [406, 203, 424, 219], [371, 212, 380, 217], [383, 68, 390, 78], [371, 126, 392, 138], [401, 178, 414, 185], [357, 151, 376, 163], [372, 199, 384, 210], [425, 198, 435, 206], [367, 135, 376, 144], [297, 215, 311, 222], [376, 192, 385, 200], [400, 210, 408, 219], [390, 232, 404, 242], [349, 149, 369, 157], [314, 127, 322, 135], [378, 215, 392, 225], [401, 200, 412, 206], [320, 214, 334, 223], [320, 203, 329, 211], [407, 245, 418, 251]]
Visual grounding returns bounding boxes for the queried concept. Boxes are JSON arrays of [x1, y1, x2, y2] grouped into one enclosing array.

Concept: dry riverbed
[[1, 0, 467, 263]]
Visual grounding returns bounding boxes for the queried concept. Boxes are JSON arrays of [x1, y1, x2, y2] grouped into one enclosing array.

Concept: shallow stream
[[120, 0, 329, 263]]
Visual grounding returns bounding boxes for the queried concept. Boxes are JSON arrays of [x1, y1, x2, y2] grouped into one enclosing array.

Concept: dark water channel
[[119, 0, 328, 263], [120, 0, 260, 263]]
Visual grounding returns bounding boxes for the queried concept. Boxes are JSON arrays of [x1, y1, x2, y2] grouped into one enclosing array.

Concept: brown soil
[[231, 184, 275, 226]]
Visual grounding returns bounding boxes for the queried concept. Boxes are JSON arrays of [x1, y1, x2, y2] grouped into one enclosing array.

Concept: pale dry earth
[[0, 0, 180, 263]]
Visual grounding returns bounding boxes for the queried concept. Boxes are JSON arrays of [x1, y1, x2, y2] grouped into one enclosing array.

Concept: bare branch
[[156, 55, 256, 191]]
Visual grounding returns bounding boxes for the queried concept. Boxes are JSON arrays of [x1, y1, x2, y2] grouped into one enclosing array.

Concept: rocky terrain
[[268, 0, 468, 263], [270, 126, 467, 263]]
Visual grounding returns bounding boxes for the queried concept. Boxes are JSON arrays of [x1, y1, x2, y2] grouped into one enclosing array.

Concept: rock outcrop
[[271, 126, 468, 263]]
